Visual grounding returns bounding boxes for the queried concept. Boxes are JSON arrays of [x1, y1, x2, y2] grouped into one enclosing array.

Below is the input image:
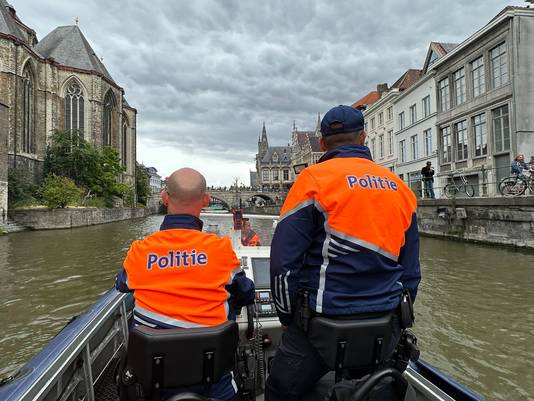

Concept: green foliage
[[136, 164, 150, 206], [83, 197, 107, 208], [39, 174, 82, 209], [123, 185, 136, 207], [44, 130, 128, 206], [8, 169, 39, 207]]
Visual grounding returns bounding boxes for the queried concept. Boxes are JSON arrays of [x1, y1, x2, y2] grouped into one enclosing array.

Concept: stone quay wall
[[417, 197, 534, 249], [0, 101, 8, 224], [8, 207, 153, 230]]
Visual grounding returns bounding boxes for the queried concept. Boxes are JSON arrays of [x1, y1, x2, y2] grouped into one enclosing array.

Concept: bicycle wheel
[[499, 176, 527, 197], [443, 184, 457, 198], [464, 184, 475, 197]]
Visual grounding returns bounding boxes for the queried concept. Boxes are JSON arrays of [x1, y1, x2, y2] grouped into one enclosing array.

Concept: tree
[[136, 164, 150, 206], [39, 174, 82, 208], [44, 130, 128, 206]]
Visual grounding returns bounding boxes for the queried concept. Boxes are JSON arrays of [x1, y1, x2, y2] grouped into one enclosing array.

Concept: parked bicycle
[[443, 171, 475, 198], [498, 170, 533, 197]]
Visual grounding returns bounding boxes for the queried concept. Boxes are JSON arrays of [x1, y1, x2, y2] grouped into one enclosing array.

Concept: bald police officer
[[116, 167, 255, 401]]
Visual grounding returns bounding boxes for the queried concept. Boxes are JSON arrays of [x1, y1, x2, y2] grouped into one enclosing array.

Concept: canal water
[[0, 214, 533, 401]]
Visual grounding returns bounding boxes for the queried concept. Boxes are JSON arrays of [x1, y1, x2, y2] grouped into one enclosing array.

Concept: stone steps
[[1, 219, 27, 233]]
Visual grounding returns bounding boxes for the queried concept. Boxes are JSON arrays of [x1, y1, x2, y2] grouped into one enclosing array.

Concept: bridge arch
[[208, 196, 231, 211], [247, 193, 277, 207]]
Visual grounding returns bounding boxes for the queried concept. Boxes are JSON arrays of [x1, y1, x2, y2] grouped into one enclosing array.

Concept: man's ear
[[202, 193, 210, 208], [161, 190, 169, 206], [320, 137, 327, 152], [359, 130, 367, 145]]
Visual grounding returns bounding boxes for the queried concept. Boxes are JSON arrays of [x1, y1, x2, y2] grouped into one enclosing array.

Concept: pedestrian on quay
[[265, 105, 421, 401], [421, 161, 435, 199], [511, 154, 530, 175], [115, 167, 255, 401]]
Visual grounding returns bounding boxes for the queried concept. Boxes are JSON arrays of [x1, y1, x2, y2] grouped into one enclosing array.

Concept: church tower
[[258, 121, 269, 160], [315, 112, 321, 137]]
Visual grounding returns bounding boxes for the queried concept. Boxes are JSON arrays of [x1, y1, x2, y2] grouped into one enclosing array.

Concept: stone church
[[0, 0, 137, 219]]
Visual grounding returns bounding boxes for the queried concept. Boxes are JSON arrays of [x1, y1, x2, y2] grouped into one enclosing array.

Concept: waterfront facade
[[145, 167, 162, 194], [394, 72, 439, 197], [255, 123, 293, 191], [358, 72, 423, 173], [359, 85, 399, 171], [430, 7, 534, 196], [0, 1, 137, 210]]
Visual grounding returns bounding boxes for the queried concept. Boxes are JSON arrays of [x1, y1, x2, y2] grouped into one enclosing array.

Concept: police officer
[[116, 167, 255, 401], [266, 106, 421, 401], [241, 218, 261, 246]]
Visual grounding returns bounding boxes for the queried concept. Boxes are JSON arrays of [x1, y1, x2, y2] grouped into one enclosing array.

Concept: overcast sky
[[13, 0, 526, 185]]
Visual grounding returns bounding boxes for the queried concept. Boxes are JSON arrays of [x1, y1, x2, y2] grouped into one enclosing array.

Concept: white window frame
[[438, 78, 450, 112], [453, 67, 466, 106], [423, 128, 432, 157]]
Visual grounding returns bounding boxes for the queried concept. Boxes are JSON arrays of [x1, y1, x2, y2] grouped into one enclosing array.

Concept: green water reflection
[[0, 214, 532, 400]]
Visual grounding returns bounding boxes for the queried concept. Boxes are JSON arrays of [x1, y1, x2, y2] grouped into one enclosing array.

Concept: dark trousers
[[265, 324, 328, 401], [265, 317, 402, 401], [424, 179, 435, 199]]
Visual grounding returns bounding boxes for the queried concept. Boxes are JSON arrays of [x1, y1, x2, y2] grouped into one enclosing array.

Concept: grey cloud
[[13, 0, 526, 173]]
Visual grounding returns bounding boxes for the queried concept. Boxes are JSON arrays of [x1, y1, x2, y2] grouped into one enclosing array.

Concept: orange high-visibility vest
[[124, 229, 240, 327]]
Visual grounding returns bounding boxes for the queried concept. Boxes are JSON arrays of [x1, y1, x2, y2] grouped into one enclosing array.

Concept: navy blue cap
[[320, 105, 365, 136]]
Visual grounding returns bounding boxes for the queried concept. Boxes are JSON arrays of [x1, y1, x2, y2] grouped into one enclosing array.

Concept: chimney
[[377, 83, 389, 96]]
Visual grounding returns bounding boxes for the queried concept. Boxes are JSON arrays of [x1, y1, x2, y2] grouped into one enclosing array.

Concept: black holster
[[294, 289, 312, 333], [398, 289, 415, 329]]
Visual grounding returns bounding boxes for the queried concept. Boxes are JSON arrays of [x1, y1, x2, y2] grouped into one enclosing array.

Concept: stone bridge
[[208, 189, 284, 210]]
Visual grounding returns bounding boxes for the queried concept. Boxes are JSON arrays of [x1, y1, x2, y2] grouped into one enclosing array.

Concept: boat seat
[[307, 311, 396, 382], [126, 321, 238, 394]]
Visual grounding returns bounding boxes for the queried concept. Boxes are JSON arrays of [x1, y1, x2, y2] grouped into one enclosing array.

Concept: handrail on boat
[[0, 289, 131, 401]]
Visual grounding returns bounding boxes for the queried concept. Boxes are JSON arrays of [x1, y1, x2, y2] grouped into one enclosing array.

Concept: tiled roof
[[0, 0, 25, 41], [436, 42, 458, 54], [309, 136, 321, 153], [351, 91, 380, 109], [295, 132, 308, 146], [261, 146, 292, 165], [34, 25, 114, 81], [391, 69, 423, 91]]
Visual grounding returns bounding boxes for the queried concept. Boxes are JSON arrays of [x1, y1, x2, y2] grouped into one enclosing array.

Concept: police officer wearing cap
[[265, 106, 421, 401]]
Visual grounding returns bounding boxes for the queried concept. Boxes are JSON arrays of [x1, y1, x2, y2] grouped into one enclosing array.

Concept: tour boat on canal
[[0, 214, 487, 401]]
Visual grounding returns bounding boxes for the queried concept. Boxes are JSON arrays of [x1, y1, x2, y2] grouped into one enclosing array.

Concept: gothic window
[[122, 121, 128, 167], [64, 80, 85, 134], [21, 65, 34, 153], [102, 90, 116, 146]]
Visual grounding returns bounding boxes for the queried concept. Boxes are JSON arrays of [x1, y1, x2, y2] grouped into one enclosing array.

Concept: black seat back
[[127, 320, 238, 391], [308, 312, 395, 380]]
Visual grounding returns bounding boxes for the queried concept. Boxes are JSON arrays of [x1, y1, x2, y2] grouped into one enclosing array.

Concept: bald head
[[162, 168, 210, 216]]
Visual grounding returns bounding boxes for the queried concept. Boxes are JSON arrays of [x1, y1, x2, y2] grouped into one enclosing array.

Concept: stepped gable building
[[291, 114, 324, 169], [255, 122, 293, 191], [430, 6, 534, 196], [0, 0, 137, 215]]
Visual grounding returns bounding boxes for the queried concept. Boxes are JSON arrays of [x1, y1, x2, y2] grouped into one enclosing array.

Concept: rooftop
[[34, 25, 114, 81]]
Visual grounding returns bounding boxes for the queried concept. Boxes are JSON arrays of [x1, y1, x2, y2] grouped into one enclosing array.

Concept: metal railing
[[0, 289, 132, 401], [407, 165, 534, 199]]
